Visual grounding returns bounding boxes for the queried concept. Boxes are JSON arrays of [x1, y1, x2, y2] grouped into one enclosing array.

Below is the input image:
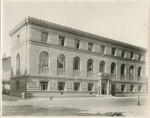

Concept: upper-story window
[[57, 54, 65, 69], [16, 54, 20, 71], [111, 48, 116, 56], [129, 65, 134, 77], [41, 32, 48, 43], [130, 52, 134, 59], [138, 54, 142, 61], [59, 36, 65, 46], [101, 45, 105, 54], [39, 51, 49, 74], [138, 67, 142, 77], [73, 57, 80, 70], [99, 61, 105, 74], [111, 62, 116, 75], [74, 39, 80, 49], [88, 43, 93, 51], [87, 59, 93, 72], [121, 64, 126, 76], [39, 52, 49, 67], [121, 50, 125, 58]]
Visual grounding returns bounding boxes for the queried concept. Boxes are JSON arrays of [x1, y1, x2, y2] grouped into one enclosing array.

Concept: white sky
[[1, 0, 150, 76]]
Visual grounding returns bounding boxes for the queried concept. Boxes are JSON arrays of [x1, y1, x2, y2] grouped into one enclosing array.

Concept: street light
[[98, 72, 102, 95]]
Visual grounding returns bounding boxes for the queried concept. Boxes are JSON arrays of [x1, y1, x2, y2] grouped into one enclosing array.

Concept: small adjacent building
[[2, 56, 11, 94], [9, 17, 147, 98]]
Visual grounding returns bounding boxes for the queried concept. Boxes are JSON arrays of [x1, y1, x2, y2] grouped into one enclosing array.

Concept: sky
[[1, 0, 150, 76]]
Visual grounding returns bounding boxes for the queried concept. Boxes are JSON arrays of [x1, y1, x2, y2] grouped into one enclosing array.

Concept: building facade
[[9, 17, 147, 98]]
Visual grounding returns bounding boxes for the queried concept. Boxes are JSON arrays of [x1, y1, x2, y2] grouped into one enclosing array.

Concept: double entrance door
[[101, 81, 116, 95], [101, 83, 107, 95]]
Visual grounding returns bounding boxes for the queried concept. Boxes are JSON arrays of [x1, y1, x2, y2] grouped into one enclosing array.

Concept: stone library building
[[9, 17, 147, 98]]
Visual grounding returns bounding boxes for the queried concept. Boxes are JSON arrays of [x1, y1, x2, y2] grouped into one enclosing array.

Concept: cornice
[[9, 18, 28, 36], [10, 16, 147, 52]]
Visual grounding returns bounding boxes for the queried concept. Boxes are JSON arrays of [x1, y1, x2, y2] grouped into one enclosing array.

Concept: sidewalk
[[3, 93, 148, 102], [18, 94, 148, 101], [2, 94, 22, 101]]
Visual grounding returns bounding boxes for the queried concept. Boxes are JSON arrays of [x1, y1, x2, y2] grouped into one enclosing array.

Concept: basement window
[[88, 84, 93, 91], [74, 83, 80, 91], [40, 81, 48, 90], [121, 85, 125, 92], [58, 82, 65, 90]]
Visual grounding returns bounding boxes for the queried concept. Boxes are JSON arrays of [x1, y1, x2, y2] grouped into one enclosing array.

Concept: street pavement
[[2, 95, 149, 117]]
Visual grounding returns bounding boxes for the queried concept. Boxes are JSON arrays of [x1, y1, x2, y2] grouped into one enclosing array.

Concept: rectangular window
[[58, 82, 65, 90], [74, 83, 80, 91], [75, 39, 80, 49], [138, 54, 142, 61], [88, 84, 93, 91], [130, 52, 134, 59], [138, 85, 142, 92], [130, 85, 134, 92], [111, 48, 116, 56], [121, 85, 125, 92], [101, 45, 105, 54], [59, 36, 65, 46], [88, 43, 93, 51], [40, 81, 48, 90], [16, 81, 19, 90], [41, 32, 48, 43], [121, 50, 125, 58]]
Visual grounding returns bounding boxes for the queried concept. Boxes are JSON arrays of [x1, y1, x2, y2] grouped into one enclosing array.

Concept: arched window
[[73, 57, 80, 70], [138, 67, 142, 77], [99, 61, 105, 73], [111, 62, 116, 75], [16, 54, 20, 71], [39, 51, 49, 68], [129, 65, 134, 77], [57, 54, 65, 69], [121, 64, 125, 76], [87, 59, 93, 72]]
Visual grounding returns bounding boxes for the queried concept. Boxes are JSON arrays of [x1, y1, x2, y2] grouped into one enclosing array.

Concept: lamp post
[[98, 72, 102, 95], [106, 73, 110, 95]]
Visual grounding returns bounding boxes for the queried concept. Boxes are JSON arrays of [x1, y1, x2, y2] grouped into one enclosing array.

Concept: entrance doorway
[[111, 85, 116, 96], [101, 83, 106, 95]]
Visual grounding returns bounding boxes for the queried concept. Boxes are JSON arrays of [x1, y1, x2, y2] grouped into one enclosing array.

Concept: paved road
[[2, 96, 149, 117]]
